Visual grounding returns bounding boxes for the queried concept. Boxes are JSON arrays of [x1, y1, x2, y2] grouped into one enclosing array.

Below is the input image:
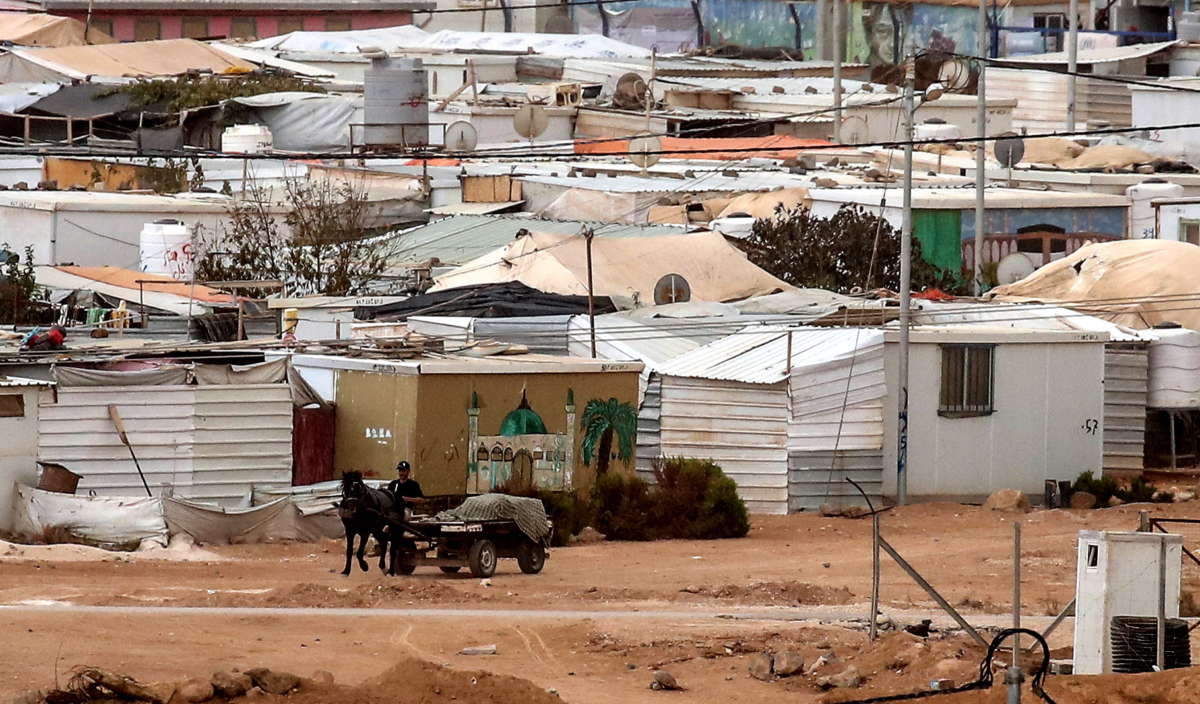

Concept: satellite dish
[[513, 104, 548, 139], [612, 72, 650, 109], [994, 134, 1026, 168], [996, 252, 1036, 285], [543, 11, 573, 34], [444, 121, 478, 152], [653, 273, 691, 305], [628, 133, 662, 169]]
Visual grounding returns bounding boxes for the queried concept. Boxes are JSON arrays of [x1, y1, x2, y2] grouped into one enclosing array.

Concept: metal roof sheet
[[519, 171, 810, 194], [387, 214, 686, 266], [0, 375, 52, 387], [659, 76, 873, 95], [1002, 39, 1178, 65], [657, 326, 873, 384]]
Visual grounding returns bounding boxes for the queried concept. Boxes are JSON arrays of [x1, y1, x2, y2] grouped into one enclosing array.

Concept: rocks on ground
[[983, 490, 1031, 513], [1069, 491, 1098, 510], [649, 670, 682, 690]]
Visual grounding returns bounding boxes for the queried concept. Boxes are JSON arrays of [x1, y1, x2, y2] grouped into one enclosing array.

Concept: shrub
[[591, 472, 655, 541], [591, 458, 749, 541], [1072, 471, 1173, 505]]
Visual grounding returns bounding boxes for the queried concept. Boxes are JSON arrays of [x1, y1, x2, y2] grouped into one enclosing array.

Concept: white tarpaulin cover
[[247, 24, 428, 53], [418, 30, 650, 58], [431, 230, 790, 302], [985, 239, 1200, 331], [53, 365, 189, 387], [13, 484, 168, 546], [0, 81, 58, 114], [163, 496, 341, 544], [230, 92, 362, 153]]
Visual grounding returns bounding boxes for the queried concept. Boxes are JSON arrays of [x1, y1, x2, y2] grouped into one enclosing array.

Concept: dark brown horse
[[337, 471, 397, 576]]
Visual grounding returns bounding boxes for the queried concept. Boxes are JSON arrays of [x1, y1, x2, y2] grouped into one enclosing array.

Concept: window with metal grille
[[1181, 220, 1200, 246], [1034, 13, 1066, 52], [938, 344, 995, 417], [229, 17, 257, 39]]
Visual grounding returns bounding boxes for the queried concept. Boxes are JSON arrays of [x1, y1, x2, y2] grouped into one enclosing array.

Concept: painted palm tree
[[580, 397, 637, 474]]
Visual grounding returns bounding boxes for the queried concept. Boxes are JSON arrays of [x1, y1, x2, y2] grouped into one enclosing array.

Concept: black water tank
[[1110, 616, 1191, 673]]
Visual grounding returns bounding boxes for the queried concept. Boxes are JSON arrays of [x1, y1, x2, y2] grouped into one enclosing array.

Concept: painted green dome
[[499, 393, 547, 436]]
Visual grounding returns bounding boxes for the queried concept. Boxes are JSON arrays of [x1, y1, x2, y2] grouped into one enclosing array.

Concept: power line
[[15, 115, 1199, 163], [941, 49, 1200, 95]]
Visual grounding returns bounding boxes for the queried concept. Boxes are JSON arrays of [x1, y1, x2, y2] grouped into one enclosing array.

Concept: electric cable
[[836, 627, 1056, 704]]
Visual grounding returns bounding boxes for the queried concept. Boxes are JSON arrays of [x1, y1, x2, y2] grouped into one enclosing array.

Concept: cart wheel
[[439, 565, 462, 574], [517, 540, 545, 574], [395, 551, 416, 575], [468, 539, 497, 578]]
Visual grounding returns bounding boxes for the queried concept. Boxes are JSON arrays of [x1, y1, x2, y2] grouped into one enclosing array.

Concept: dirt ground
[[5, 501, 1200, 703]]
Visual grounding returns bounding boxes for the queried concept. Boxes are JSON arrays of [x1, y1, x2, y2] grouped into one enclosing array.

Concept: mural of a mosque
[[466, 389, 576, 494]]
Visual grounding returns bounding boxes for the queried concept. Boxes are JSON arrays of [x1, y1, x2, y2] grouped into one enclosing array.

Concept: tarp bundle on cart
[[435, 494, 550, 542]]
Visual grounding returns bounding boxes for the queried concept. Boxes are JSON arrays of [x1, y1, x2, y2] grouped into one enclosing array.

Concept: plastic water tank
[[1127, 179, 1184, 239], [139, 219, 193, 280], [914, 121, 963, 141], [221, 124, 272, 154], [364, 57, 429, 147], [1147, 323, 1200, 409]]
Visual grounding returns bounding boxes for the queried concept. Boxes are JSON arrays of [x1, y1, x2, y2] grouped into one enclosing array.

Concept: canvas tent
[[0, 39, 253, 84], [246, 24, 428, 53], [0, 12, 113, 47], [430, 230, 790, 303], [417, 30, 650, 58], [228, 92, 360, 153], [986, 239, 1200, 330]]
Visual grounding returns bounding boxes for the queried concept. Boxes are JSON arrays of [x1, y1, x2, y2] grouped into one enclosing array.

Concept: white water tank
[[139, 219, 193, 280], [221, 124, 273, 154], [1127, 180, 1183, 239], [364, 57, 428, 147], [914, 121, 962, 141], [1147, 323, 1200, 409]]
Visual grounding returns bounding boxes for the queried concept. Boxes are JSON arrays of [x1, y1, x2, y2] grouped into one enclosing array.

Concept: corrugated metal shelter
[[654, 326, 886, 514], [1102, 346, 1149, 474], [388, 215, 686, 269], [38, 382, 293, 505]]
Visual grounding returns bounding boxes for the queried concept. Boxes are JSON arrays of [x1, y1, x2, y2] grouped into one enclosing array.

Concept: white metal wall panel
[[1103, 347, 1148, 472], [789, 449, 883, 511], [39, 384, 293, 506], [38, 385, 196, 496], [192, 384, 293, 504], [659, 376, 789, 514], [635, 373, 662, 481]]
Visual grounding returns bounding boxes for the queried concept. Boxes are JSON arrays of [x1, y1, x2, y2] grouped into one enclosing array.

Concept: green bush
[[1072, 471, 1173, 505], [592, 458, 749, 541], [592, 471, 655, 541]]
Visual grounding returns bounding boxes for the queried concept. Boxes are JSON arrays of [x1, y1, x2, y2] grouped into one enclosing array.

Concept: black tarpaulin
[[356, 282, 616, 322]]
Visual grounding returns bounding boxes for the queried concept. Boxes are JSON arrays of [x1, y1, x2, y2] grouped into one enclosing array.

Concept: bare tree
[[195, 177, 396, 297]]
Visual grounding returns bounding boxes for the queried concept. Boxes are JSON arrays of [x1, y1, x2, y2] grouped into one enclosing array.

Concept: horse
[[336, 471, 399, 576]]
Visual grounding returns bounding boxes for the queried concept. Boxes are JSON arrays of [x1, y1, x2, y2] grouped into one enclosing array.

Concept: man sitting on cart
[[387, 461, 426, 508]]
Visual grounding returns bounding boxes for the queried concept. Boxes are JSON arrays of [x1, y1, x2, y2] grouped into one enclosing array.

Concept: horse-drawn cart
[[390, 494, 552, 578], [392, 516, 550, 578]]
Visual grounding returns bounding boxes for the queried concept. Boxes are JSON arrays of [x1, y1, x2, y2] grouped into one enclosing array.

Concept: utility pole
[[584, 228, 597, 358], [1067, 0, 1079, 132], [832, 0, 843, 142], [897, 67, 914, 506], [974, 0, 987, 295]]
